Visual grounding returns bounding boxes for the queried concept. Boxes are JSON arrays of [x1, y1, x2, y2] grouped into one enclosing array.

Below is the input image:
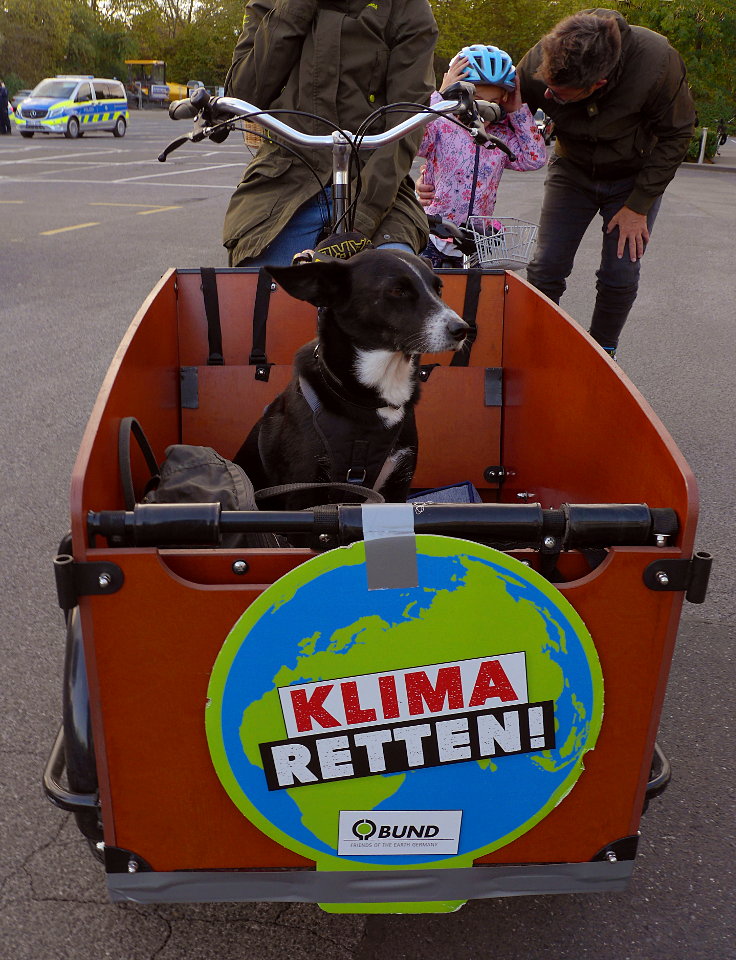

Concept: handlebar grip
[[169, 98, 200, 120], [169, 86, 210, 120]]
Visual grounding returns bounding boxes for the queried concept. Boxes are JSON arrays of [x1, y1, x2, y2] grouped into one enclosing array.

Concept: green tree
[[615, 0, 736, 123], [62, 1, 131, 80], [0, 0, 72, 85], [167, 0, 244, 86], [428, 0, 581, 78]]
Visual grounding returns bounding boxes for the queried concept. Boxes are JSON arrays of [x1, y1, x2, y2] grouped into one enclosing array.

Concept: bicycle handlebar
[[162, 87, 515, 161], [166, 88, 466, 151]]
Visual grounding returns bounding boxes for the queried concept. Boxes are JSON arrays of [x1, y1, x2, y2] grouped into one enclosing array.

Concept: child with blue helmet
[[417, 44, 546, 267]]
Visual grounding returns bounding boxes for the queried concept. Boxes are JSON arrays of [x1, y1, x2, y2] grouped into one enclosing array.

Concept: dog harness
[[297, 367, 409, 490]]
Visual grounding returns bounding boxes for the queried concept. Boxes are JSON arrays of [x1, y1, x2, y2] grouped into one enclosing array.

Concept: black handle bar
[[169, 86, 210, 120], [87, 502, 678, 550]]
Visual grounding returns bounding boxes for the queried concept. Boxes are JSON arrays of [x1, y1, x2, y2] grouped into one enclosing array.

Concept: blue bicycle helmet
[[452, 44, 516, 91]]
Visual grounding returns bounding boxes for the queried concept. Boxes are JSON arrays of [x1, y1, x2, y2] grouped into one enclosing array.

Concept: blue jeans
[[235, 189, 413, 268], [526, 156, 662, 350]]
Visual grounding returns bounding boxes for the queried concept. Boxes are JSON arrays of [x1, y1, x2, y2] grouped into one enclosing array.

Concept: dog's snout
[[448, 317, 470, 342]]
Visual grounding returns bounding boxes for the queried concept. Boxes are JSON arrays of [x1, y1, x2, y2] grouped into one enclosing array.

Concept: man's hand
[[607, 205, 650, 261], [416, 165, 436, 208]]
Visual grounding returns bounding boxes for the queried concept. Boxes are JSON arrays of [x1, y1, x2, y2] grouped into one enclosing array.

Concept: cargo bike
[[44, 88, 712, 914]]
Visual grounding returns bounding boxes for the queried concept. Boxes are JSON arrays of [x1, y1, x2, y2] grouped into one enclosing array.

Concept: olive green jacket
[[517, 8, 695, 214], [222, 0, 438, 263]]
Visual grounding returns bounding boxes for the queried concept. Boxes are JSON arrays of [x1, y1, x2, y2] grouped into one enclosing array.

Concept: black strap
[[249, 267, 273, 380], [467, 145, 481, 221], [200, 268, 224, 366], [255, 481, 384, 504], [118, 417, 160, 510], [450, 269, 482, 367]]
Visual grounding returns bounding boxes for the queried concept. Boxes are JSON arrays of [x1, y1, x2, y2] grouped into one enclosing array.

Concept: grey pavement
[[0, 110, 734, 960]]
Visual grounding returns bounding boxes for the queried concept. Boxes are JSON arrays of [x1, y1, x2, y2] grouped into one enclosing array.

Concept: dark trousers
[[526, 155, 662, 350], [0, 107, 11, 134]]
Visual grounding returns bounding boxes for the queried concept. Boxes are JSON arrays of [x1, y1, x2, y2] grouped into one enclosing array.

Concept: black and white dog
[[233, 249, 468, 506]]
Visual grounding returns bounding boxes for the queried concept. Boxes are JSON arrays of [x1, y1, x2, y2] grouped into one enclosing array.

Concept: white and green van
[[14, 75, 128, 139]]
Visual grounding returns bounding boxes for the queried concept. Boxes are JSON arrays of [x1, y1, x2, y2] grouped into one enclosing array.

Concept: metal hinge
[[53, 554, 124, 611], [643, 551, 712, 603]]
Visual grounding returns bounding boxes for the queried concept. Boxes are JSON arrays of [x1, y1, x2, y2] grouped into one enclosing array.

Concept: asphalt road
[[1, 110, 734, 960]]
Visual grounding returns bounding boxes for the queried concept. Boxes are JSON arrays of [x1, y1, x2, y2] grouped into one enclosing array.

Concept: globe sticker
[[206, 536, 603, 871]]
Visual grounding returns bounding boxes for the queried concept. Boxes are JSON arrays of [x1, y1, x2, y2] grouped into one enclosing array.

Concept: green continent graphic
[[239, 554, 568, 848]]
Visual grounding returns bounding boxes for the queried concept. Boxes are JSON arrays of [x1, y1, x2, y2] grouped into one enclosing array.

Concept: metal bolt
[[655, 570, 670, 586], [127, 858, 139, 873], [543, 536, 556, 549], [232, 560, 249, 575], [605, 850, 618, 863], [516, 492, 534, 501], [318, 534, 331, 544], [655, 534, 669, 547], [98, 572, 112, 589], [270, 282, 277, 291]]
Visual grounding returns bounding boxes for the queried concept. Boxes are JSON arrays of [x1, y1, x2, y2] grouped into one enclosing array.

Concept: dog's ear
[[265, 261, 350, 307]]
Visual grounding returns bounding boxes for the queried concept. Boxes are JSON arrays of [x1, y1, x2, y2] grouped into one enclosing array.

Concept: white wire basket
[[463, 217, 539, 270]]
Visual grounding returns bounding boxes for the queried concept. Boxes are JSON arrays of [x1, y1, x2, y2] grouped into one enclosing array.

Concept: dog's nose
[[447, 317, 470, 341]]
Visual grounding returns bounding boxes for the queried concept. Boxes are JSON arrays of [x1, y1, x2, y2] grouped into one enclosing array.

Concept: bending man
[[517, 8, 695, 355]]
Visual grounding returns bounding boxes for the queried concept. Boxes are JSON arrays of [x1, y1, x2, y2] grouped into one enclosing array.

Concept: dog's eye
[[386, 284, 413, 299]]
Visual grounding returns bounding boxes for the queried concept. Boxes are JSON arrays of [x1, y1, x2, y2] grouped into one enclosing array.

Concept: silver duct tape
[[361, 503, 418, 590], [108, 860, 634, 904]]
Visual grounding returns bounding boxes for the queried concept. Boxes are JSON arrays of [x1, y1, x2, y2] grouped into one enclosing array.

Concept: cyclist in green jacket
[[517, 8, 695, 356], [223, 0, 438, 267]]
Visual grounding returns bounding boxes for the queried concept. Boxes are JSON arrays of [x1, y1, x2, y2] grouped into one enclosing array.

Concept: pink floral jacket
[[417, 91, 547, 223]]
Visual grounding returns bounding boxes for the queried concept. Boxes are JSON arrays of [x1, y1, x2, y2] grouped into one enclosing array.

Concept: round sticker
[[206, 536, 603, 870]]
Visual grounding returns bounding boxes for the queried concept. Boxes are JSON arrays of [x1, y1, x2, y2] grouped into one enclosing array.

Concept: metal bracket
[[484, 367, 503, 407], [254, 363, 272, 382], [643, 551, 712, 603], [54, 554, 124, 611], [180, 366, 199, 409], [104, 846, 153, 875], [592, 835, 639, 863]]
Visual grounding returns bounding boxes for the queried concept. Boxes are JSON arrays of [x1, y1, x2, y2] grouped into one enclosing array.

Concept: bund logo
[[351, 819, 376, 840]]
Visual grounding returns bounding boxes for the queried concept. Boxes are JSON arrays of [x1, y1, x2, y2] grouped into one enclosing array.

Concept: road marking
[[0, 176, 234, 189], [40, 222, 100, 235], [0, 200, 24, 203], [113, 162, 244, 182], [89, 202, 182, 215]]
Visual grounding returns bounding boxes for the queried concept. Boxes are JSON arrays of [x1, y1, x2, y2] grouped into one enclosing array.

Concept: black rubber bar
[[87, 503, 678, 550]]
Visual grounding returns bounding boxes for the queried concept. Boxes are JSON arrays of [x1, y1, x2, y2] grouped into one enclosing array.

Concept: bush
[[684, 128, 719, 163]]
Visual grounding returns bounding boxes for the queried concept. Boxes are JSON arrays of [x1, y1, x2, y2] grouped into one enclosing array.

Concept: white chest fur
[[354, 349, 414, 410]]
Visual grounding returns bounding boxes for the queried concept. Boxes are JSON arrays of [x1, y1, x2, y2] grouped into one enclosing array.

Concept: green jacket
[[517, 8, 695, 213], [223, 0, 438, 262]]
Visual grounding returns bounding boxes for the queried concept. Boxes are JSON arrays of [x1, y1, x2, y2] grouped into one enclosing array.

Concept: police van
[[14, 76, 128, 139]]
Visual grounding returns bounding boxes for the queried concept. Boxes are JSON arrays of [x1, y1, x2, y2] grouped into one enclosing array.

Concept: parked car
[[13, 75, 128, 139], [10, 88, 33, 111]]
